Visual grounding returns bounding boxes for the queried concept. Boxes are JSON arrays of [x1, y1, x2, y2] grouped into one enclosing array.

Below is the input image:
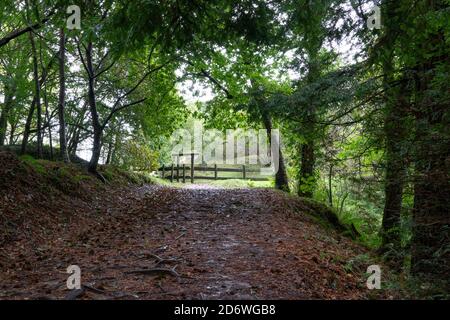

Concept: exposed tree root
[[125, 266, 180, 278], [65, 284, 109, 300], [65, 288, 85, 300], [148, 253, 180, 266]]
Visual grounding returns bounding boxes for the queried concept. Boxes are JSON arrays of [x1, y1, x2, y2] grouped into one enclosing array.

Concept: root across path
[[0, 184, 374, 300]]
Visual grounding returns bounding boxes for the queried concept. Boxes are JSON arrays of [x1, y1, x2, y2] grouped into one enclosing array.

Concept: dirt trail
[[0, 184, 371, 299]]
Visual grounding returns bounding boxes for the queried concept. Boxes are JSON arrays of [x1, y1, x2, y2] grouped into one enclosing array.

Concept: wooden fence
[[158, 164, 271, 183]]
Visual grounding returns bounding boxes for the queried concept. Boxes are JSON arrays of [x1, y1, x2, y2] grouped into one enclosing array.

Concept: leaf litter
[[0, 152, 384, 300]]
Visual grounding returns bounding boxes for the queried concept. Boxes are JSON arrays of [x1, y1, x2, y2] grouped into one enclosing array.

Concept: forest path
[[1, 184, 369, 299]]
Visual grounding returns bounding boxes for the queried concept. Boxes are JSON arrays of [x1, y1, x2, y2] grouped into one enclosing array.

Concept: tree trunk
[[297, 54, 318, 198], [379, 0, 407, 258], [411, 60, 450, 284], [21, 97, 36, 154], [261, 111, 289, 192], [43, 87, 53, 160], [9, 119, 17, 145], [111, 131, 120, 165], [105, 134, 115, 165], [58, 28, 70, 163], [380, 81, 409, 254], [410, 0, 450, 283], [68, 129, 80, 157], [0, 86, 13, 146], [298, 140, 315, 197], [20, 38, 54, 154], [29, 31, 43, 158], [67, 105, 87, 156], [328, 164, 333, 207], [380, 65, 409, 258], [85, 41, 103, 176], [90, 128, 102, 173]]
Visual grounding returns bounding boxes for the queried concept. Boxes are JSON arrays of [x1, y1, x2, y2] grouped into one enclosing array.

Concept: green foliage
[[112, 139, 159, 172], [98, 165, 153, 185]]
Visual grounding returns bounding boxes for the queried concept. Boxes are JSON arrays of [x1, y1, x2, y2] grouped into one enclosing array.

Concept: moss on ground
[[19, 154, 47, 174], [14, 153, 153, 199]]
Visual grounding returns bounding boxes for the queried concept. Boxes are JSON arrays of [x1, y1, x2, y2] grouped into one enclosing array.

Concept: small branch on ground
[[125, 265, 180, 277], [175, 232, 186, 240], [148, 253, 180, 266]]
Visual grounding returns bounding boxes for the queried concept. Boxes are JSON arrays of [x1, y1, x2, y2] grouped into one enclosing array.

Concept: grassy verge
[[152, 178, 274, 188]]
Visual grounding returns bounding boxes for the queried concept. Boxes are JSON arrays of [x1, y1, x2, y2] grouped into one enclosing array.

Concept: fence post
[[190, 153, 195, 183], [176, 156, 180, 182], [182, 164, 186, 183], [214, 164, 218, 180], [170, 164, 174, 182], [161, 164, 165, 179], [243, 165, 246, 179]]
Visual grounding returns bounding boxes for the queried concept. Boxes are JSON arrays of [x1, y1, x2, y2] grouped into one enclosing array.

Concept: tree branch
[[102, 97, 147, 129], [0, 10, 55, 47], [76, 38, 91, 78], [181, 58, 233, 99]]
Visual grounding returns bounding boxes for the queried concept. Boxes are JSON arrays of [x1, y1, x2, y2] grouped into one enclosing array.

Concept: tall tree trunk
[[249, 78, 290, 191], [43, 87, 53, 160], [105, 141, 112, 164], [0, 86, 13, 146], [21, 97, 36, 154], [380, 45, 409, 258], [409, 0, 450, 284], [85, 41, 103, 176], [297, 55, 318, 198], [20, 39, 54, 154], [328, 164, 333, 207], [29, 31, 43, 158], [105, 139, 113, 165], [9, 119, 17, 145], [411, 60, 450, 284], [58, 28, 70, 163], [111, 131, 120, 165], [261, 111, 289, 192], [67, 105, 87, 156], [379, 0, 407, 260], [68, 129, 80, 157], [380, 80, 409, 254], [298, 140, 315, 197]]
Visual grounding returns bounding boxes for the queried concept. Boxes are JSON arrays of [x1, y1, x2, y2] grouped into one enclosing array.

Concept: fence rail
[[158, 164, 271, 183]]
